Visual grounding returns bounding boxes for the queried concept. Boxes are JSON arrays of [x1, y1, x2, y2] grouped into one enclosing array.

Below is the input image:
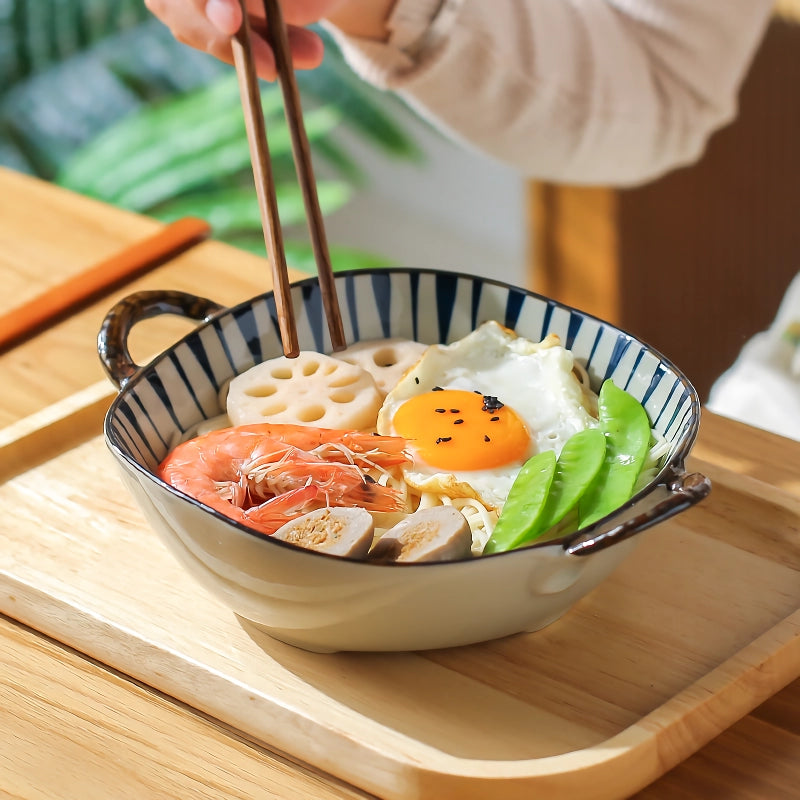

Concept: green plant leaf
[[1, 19, 224, 177], [150, 181, 353, 234], [56, 75, 256, 196], [223, 235, 396, 273], [2, 3, 422, 271], [2, 0, 149, 84], [58, 83, 344, 212]]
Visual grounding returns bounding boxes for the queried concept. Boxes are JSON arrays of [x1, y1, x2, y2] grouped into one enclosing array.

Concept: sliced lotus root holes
[[333, 338, 427, 397], [226, 351, 383, 430]]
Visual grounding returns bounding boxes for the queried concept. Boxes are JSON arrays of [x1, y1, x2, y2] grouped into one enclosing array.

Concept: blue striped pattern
[[106, 269, 700, 481]]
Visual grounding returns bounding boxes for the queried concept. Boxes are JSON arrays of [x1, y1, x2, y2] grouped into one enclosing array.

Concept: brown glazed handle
[[97, 290, 225, 389], [563, 469, 712, 556]]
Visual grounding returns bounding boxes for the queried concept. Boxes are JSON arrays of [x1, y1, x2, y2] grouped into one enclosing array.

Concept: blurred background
[[0, 0, 525, 282], [2, 1, 799, 405], [530, 4, 800, 401]]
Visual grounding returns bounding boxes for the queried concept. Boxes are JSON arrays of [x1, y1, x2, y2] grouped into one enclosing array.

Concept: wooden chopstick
[[231, 0, 346, 356], [0, 216, 210, 352], [232, 4, 300, 358], [261, 0, 346, 352]]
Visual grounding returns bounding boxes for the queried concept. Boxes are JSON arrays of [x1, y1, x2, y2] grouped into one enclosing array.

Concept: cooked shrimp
[[158, 423, 410, 536], [240, 485, 320, 534]]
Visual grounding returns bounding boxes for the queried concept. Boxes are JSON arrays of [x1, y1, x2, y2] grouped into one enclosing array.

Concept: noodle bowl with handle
[[98, 268, 709, 653]]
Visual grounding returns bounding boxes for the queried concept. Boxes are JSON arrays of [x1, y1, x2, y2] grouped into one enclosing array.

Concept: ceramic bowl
[[99, 268, 709, 652]]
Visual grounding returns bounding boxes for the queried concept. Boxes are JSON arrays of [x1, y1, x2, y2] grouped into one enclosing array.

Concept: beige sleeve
[[323, 0, 774, 186]]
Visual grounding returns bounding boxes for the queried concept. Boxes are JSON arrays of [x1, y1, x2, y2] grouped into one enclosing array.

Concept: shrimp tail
[[242, 485, 321, 536]]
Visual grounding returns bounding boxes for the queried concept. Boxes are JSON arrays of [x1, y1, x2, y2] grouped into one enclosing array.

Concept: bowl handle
[[98, 290, 225, 389], [563, 469, 711, 556]]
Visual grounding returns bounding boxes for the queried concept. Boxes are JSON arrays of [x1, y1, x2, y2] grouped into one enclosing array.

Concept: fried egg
[[377, 321, 598, 510]]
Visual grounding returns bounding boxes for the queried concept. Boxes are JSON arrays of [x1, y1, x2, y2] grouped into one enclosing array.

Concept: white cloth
[[708, 274, 800, 442], [325, 0, 774, 186]]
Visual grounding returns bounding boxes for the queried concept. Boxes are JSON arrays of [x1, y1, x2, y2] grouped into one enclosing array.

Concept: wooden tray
[[1, 392, 799, 800]]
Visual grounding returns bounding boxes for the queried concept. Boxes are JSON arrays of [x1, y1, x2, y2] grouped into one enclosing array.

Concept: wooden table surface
[[1, 165, 799, 799]]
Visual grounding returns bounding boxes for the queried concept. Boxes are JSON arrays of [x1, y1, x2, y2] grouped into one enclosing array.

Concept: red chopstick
[[0, 216, 210, 351]]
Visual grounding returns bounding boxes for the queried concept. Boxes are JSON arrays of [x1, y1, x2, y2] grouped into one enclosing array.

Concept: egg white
[[377, 321, 599, 510]]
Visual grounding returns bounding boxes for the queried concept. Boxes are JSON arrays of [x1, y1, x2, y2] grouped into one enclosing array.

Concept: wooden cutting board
[[1, 395, 799, 800]]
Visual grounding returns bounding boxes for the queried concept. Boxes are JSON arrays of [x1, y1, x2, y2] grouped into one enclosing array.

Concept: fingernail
[[205, 0, 240, 34]]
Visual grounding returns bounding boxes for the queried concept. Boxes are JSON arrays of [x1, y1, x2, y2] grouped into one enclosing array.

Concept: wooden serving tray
[[1, 393, 799, 800]]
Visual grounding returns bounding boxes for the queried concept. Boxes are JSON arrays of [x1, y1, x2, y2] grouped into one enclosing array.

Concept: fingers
[[287, 24, 326, 69], [248, 22, 325, 78], [145, 0, 234, 61], [205, 0, 242, 35], [242, 0, 344, 27], [145, 0, 327, 80]]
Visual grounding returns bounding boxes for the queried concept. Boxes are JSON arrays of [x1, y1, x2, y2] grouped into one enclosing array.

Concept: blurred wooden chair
[[529, 4, 800, 400]]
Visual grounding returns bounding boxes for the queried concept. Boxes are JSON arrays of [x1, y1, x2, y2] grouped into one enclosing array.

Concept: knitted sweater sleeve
[[324, 0, 774, 185]]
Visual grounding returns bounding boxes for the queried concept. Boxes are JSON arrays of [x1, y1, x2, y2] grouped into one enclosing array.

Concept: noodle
[[179, 338, 670, 558]]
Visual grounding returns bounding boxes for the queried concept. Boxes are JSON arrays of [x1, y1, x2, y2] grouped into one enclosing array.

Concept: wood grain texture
[[0, 380, 114, 483], [530, 183, 619, 324], [636, 701, 800, 800], [0, 615, 371, 800], [0, 414, 798, 799], [0, 216, 209, 350], [232, 2, 300, 357], [0, 166, 302, 429], [3, 166, 800, 799], [0, 167, 158, 311]]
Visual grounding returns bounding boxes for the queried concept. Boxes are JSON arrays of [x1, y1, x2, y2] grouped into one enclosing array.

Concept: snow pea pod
[[483, 450, 556, 554], [578, 380, 651, 528], [525, 427, 607, 544]]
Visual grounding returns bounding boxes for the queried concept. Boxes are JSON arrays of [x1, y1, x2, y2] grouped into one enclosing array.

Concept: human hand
[[144, 0, 347, 79]]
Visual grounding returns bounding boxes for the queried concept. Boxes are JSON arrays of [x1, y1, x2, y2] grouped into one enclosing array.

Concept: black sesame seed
[[482, 395, 504, 412], [414, 376, 419, 384], [436, 436, 452, 444], [435, 408, 446, 414], [484, 435, 491, 442], [449, 408, 460, 413], [432, 386, 444, 392], [453, 419, 464, 425], [490, 416, 500, 422]]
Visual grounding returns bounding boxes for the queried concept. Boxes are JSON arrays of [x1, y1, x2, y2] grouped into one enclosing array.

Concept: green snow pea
[[483, 450, 557, 555], [578, 380, 651, 528], [525, 427, 607, 544]]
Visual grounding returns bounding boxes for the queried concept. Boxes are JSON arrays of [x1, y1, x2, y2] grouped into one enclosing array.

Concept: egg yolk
[[392, 389, 530, 471]]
